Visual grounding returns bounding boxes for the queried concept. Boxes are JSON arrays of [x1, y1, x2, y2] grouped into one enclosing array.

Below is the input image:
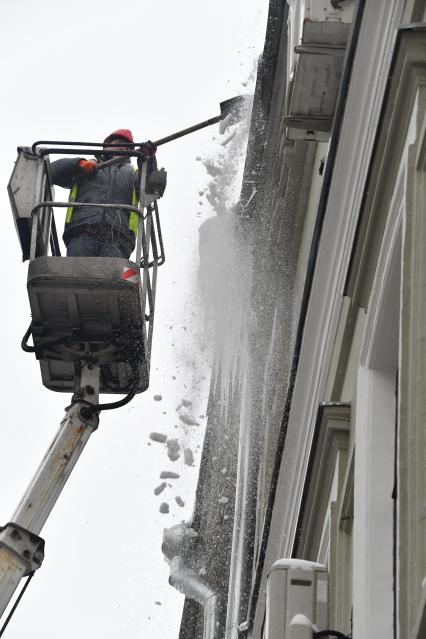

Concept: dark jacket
[[50, 156, 157, 248]]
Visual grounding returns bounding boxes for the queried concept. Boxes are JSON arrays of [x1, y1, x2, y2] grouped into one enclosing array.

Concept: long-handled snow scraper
[[97, 94, 247, 168], [152, 94, 247, 146]]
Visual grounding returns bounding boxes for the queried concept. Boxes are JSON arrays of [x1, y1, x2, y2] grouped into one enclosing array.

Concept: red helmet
[[103, 128, 134, 145]]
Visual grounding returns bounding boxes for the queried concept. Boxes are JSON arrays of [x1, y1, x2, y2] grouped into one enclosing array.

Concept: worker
[[50, 129, 166, 258]]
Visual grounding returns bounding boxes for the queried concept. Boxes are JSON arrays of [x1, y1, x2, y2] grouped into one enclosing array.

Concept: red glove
[[78, 159, 98, 176]]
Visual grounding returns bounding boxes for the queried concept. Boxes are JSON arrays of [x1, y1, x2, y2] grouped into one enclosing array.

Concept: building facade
[[167, 2, 426, 637]]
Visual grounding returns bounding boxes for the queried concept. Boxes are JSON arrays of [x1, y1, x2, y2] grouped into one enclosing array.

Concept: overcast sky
[[0, 1, 268, 637]]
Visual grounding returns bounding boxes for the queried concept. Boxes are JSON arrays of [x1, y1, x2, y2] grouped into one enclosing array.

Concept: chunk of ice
[[179, 414, 199, 426], [184, 448, 195, 467], [154, 482, 167, 496], [149, 432, 167, 444], [160, 471, 180, 480], [167, 439, 180, 461]]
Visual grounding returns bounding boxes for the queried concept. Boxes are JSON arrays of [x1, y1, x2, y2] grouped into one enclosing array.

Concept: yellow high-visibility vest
[[66, 167, 139, 236]]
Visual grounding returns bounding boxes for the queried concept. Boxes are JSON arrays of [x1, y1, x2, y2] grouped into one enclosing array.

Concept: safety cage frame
[[8, 141, 165, 395]]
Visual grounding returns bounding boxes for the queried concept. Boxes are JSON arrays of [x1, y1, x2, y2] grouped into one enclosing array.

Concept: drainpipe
[[224, 366, 253, 639], [169, 556, 218, 639], [163, 524, 219, 639]]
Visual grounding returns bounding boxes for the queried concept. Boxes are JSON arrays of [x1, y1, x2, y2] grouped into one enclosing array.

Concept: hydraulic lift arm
[[0, 362, 100, 619]]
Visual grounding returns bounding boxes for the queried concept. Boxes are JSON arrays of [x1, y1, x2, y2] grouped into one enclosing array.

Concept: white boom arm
[[0, 362, 100, 618]]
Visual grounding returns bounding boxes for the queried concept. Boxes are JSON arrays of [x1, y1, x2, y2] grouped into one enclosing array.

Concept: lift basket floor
[[27, 256, 149, 394]]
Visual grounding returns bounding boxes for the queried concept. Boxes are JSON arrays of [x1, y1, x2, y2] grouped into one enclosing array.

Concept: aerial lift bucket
[[8, 145, 162, 395]]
